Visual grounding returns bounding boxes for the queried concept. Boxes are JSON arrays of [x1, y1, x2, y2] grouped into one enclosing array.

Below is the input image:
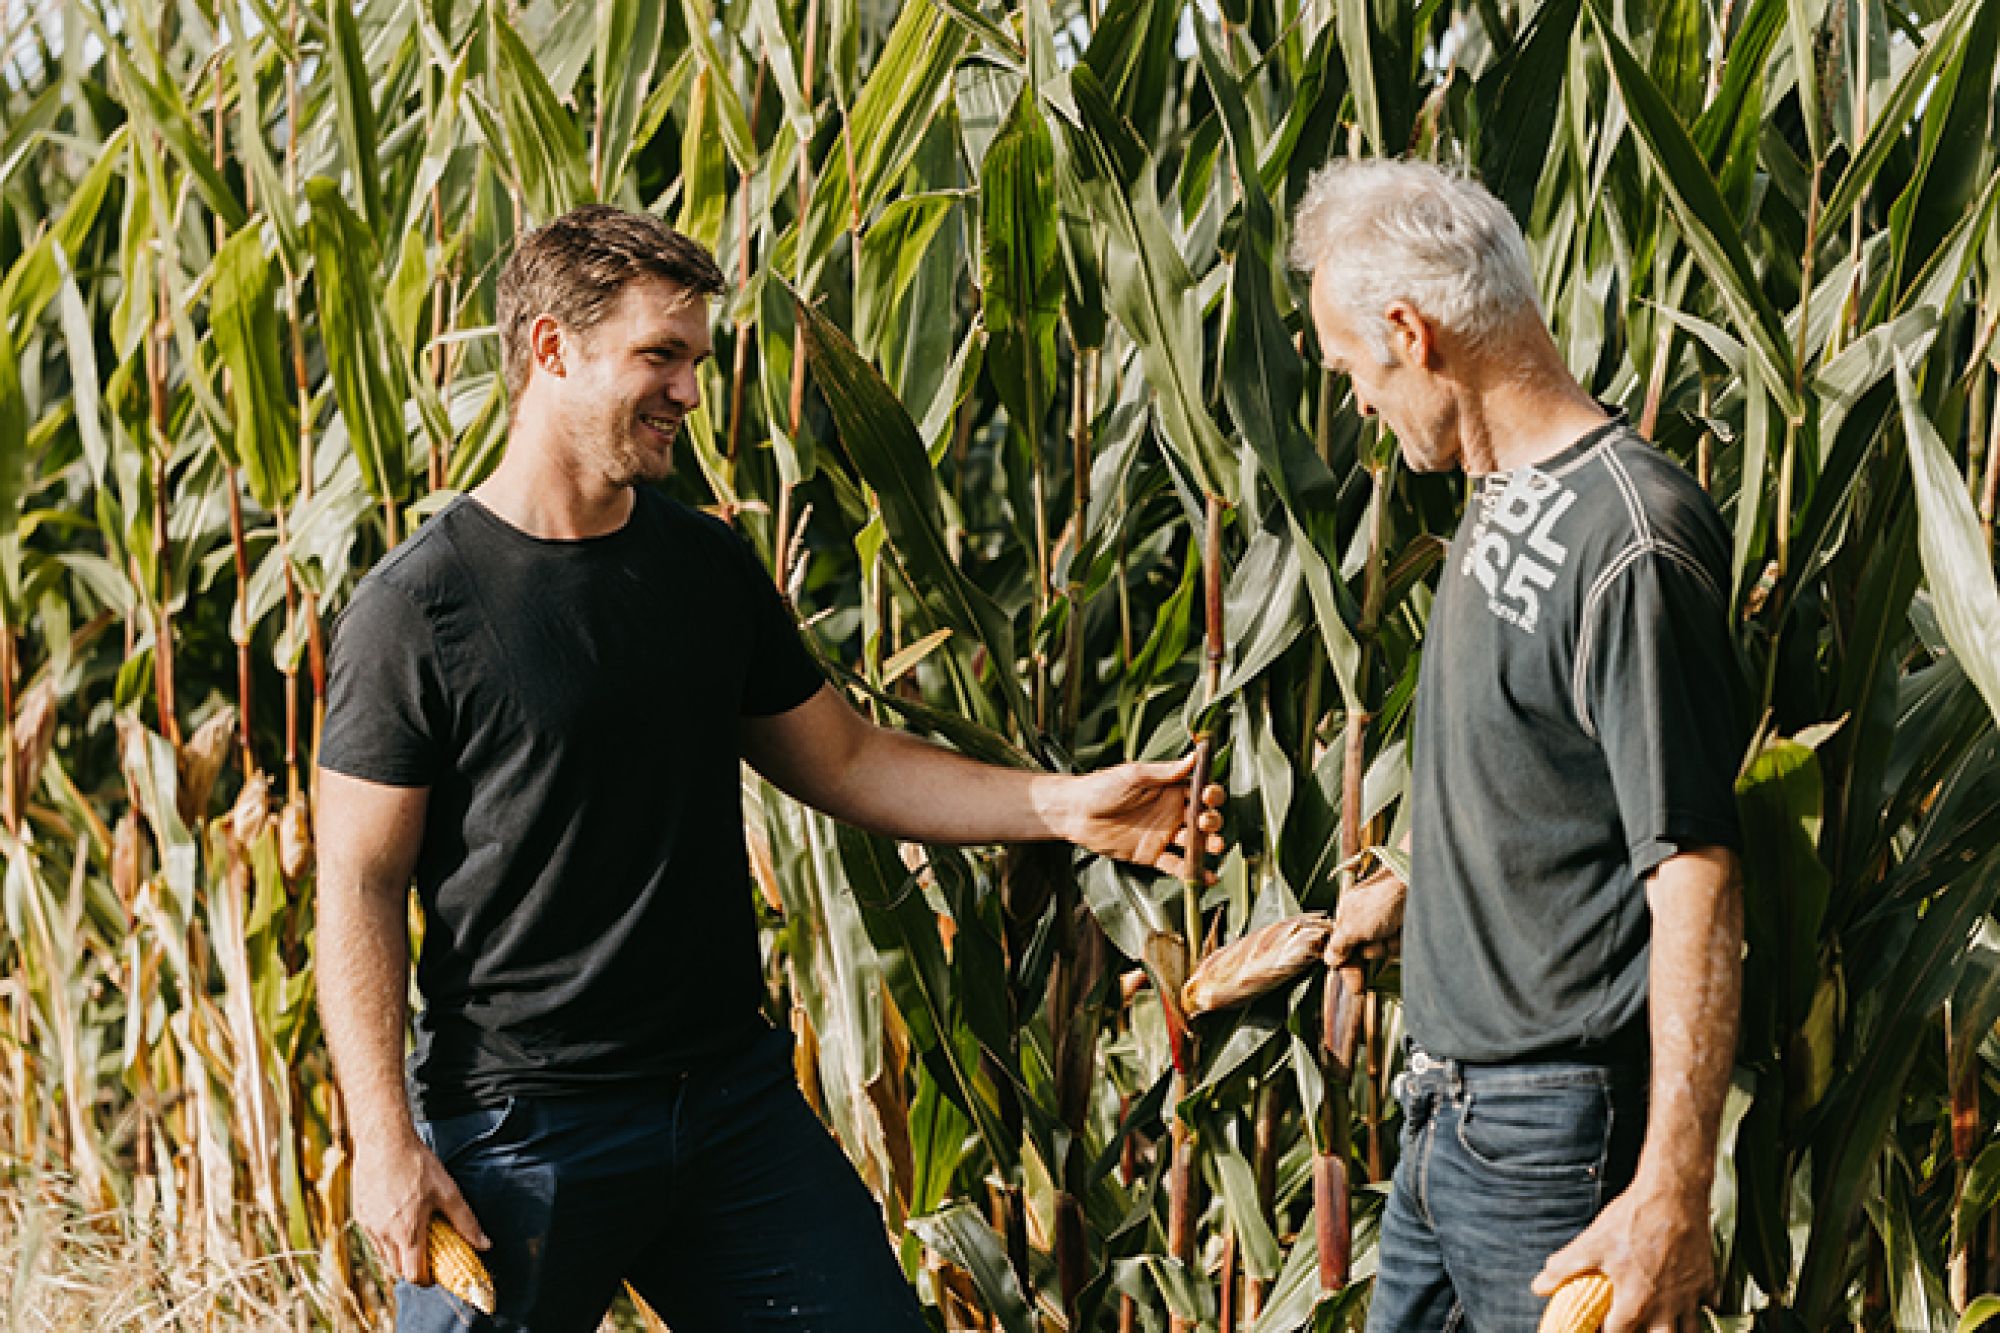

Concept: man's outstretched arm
[[1532, 843, 1743, 1333], [315, 770, 489, 1285], [741, 684, 1224, 877]]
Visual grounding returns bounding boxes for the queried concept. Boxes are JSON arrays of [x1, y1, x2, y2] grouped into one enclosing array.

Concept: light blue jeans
[[1365, 1044, 1647, 1332]]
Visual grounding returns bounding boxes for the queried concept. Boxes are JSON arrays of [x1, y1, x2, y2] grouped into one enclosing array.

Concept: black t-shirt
[[319, 488, 823, 1114], [1405, 422, 1743, 1063]]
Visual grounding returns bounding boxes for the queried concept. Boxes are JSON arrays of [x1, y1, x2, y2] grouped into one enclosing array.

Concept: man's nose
[[668, 364, 702, 410]]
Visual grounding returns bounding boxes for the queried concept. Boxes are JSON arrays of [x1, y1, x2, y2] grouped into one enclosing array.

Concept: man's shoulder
[[351, 496, 479, 613], [1553, 430, 1729, 575]]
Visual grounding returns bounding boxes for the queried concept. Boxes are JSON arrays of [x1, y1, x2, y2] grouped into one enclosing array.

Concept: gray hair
[[1289, 159, 1540, 362]]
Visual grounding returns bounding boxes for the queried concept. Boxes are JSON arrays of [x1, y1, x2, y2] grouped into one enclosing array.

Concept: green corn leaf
[[980, 86, 1061, 453], [795, 293, 1034, 733], [676, 68, 730, 252], [1586, 0, 1801, 423], [308, 178, 409, 508], [1897, 350, 2000, 729], [0, 326, 22, 545], [328, 0, 384, 233], [680, 0, 758, 171], [491, 11, 593, 221], [909, 1203, 1035, 1333], [2, 127, 126, 332], [1337, 0, 1415, 155], [208, 224, 299, 512], [1818, 0, 1986, 242], [594, 0, 667, 195], [1474, 0, 1583, 227], [1063, 67, 1230, 495], [838, 825, 1011, 1162]]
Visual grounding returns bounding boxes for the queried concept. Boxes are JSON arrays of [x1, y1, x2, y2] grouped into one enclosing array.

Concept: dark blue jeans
[[1365, 1045, 1646, 1332], [395, 1026, 930, 1333]]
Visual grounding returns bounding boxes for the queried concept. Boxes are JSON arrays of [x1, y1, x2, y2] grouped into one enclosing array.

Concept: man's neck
[[1456, 358, 1611, 477], [471, 418, 634, 540]]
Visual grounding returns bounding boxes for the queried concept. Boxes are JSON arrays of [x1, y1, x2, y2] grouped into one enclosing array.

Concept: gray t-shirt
[[1405, 421, 1743, 1063]]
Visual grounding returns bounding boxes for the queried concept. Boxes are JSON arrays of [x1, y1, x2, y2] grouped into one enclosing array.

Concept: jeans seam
[[1442, 1300, 1464, 1333]]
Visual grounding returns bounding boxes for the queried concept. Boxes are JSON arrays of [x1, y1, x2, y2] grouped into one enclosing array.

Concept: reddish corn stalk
[[1219, 1231, 1238, 1333], [1314, 1151, 1352, 1291]]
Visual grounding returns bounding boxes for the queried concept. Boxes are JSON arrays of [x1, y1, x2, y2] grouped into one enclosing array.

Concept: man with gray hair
[[1302, 159, 1745, 1332]]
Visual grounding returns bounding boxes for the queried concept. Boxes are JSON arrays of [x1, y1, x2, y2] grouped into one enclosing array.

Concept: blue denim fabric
[[394, 1026, 929, 1333], [1364, 1045, 1646, 1333]]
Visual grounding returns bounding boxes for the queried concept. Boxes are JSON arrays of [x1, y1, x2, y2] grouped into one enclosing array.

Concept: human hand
[[352, 1131, 489, 1286], [1531, 1178, 1714, 1333], [1058, 753, 1226, 880], [1326, 871, 1405, 964]]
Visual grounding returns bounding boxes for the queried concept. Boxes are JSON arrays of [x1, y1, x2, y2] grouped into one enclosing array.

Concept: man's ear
[[528, 314, 566, 379], [1383, 301, 1437, 371]]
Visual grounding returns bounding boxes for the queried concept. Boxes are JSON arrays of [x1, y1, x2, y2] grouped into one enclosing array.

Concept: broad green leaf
[[1960, 1294, 2000, 1332], [0, 328, 21, 544], [1818, 0, 1986, 240], [1885, 0, 2000, 300], [980, 87, 1061, 456], [308, 179, 409, 508], [1337, 0, 1415, 155], [1063, 68, 1231, 495], [1213, 1138, 1282, 1279], [794, 294, 1034, 732], [209, 224, 299, 512], [2, 127, 126, 331], [1474, 0, 1584, 226], [328, 0, 384, 233], [909, 1203, 1035, 1333], [1897, 350, 2000, 730], [491, 11, 593, 221], [675, 68, 729, 252], [679, 0, 758, 170], [1586, 0, 1801, 423], [839, 826, 1010, 1162], [594, 0, 666, 194]]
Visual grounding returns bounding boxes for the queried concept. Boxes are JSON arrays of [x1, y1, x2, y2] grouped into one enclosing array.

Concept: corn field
[[1, 0, 1998, 1326]]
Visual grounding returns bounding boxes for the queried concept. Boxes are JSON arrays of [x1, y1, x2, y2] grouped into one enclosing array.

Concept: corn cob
[[426, 1217, 496, 1315], [1537, 1272, 1613, 1333]]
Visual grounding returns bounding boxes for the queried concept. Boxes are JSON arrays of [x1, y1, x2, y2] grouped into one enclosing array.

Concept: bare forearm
[[313, 770, 430, 1154], [1635, 845, 1743, 1205], [318, 872, 420, 1149], [804, 724, 1076, 843]]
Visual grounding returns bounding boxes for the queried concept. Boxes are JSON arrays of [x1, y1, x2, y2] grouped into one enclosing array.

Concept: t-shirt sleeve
[[1579, 544, 1743, 879], [318, 577, 450, 786], [734, 536, 824, 717]]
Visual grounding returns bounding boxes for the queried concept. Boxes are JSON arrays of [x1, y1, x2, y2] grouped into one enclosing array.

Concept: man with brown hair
[[315, 205, 1223, 1331]]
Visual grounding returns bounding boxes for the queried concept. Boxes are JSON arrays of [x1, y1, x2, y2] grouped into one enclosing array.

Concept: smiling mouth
[[640, 413, 680, 438]]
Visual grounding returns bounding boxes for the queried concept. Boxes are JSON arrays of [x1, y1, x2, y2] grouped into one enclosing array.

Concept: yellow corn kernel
[[1537, 1272, 1613, 1333], [426, 1217, 497, 1315]]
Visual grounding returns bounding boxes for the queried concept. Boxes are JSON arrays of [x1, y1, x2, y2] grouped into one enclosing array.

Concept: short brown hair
[[496, 206, 726, 405]]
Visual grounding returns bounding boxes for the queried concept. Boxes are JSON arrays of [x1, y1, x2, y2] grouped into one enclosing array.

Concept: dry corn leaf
[[278, 793, 312, 879], [175, 707, 238, 825], [1181, 914, 1333, 1017], [10, 678, 59, 809], [229, 771, 273, 850]]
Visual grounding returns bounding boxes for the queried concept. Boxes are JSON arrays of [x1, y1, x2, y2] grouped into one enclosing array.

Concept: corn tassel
[[1536, 1272, 1613, 1333]]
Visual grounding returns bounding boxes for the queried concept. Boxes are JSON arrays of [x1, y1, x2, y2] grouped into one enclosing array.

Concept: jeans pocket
[[1454, 1080, 1609, 1182], [423, 1100, 521, 1171]]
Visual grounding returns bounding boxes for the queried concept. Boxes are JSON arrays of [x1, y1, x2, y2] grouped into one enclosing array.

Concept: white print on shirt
[[1462, 468, 1577, 634]]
